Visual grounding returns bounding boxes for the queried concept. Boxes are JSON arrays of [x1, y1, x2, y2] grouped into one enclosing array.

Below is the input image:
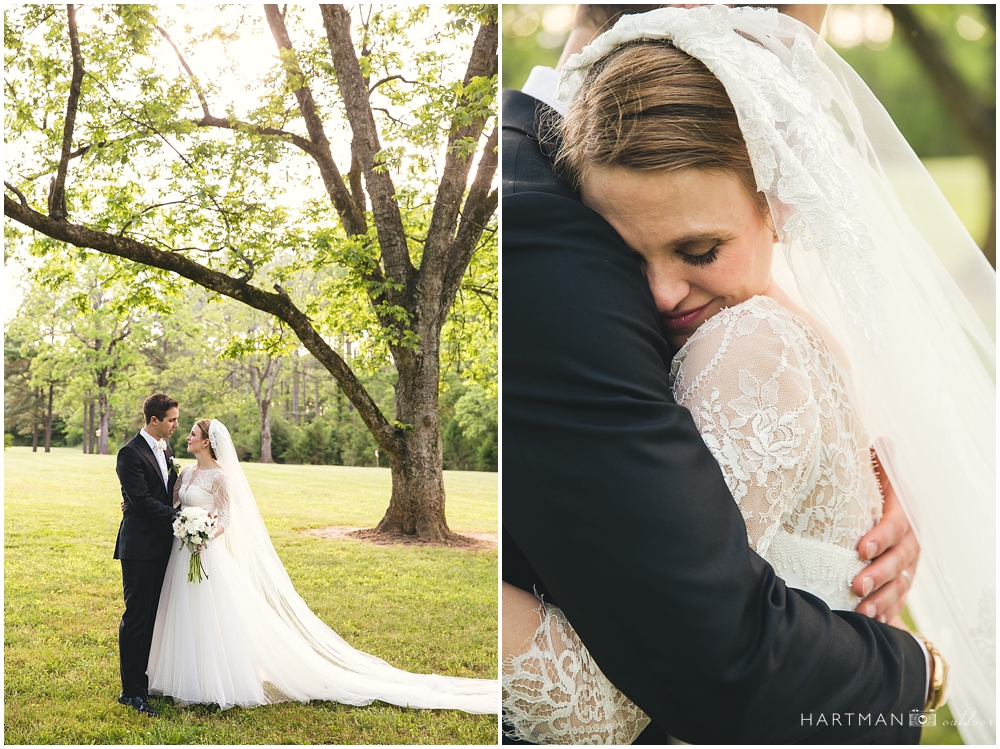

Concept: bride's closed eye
[[678, 245, 719, 267]]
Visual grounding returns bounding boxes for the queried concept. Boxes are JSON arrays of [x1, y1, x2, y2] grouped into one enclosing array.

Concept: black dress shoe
[[118, 693, 159, 716]]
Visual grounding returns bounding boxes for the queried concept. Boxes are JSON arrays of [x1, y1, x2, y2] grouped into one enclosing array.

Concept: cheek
[[735, 232, 774, 291]]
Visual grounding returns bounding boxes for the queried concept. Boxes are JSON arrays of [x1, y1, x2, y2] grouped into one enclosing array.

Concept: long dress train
[[149, 459, 496, 713]]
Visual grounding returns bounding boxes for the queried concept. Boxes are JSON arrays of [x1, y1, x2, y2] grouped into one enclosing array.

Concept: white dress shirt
[[140, 428, 170, 490]]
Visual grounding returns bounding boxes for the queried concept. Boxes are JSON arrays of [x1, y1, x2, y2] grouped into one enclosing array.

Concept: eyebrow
[[669, 231, 727, 251]]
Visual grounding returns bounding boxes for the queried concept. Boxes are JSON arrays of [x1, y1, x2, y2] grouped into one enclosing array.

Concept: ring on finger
[[901, 569, 912, 587]]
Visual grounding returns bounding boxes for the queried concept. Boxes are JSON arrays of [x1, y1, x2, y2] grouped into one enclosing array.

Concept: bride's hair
[[194, 419, 217, 460], [555, 41, 768, 216]]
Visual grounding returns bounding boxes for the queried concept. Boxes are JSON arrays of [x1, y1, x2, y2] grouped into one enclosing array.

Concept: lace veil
[[206, 419, 497, 710], [558, 7, 995, 742]]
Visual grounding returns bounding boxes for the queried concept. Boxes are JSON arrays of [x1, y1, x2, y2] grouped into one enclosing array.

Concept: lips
[[661, 302, 710, 331]]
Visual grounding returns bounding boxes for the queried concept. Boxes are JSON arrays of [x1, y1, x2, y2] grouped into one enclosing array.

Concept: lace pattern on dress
[[671, 296, 882, 557], [177, 465, 231, 529], [502, 600, 651, 745]]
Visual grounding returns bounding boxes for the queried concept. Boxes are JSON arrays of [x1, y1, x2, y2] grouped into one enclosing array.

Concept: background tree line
[[5, 255, 497, 472]]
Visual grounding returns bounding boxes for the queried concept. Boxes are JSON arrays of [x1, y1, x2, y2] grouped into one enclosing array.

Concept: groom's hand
[[852, 450, 919, 622]]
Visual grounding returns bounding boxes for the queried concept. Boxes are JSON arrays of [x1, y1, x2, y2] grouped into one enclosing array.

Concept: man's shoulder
[[502, 89, 542, 138], [117, 434, 143, 460], [502, 89, 576, 201]]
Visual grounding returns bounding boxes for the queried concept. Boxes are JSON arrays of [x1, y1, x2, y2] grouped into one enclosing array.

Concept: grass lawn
[[4, 447, 498, 744]]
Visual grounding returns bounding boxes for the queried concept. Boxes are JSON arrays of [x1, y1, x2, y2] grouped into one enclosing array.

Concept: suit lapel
[[134, 433, 167, 496]]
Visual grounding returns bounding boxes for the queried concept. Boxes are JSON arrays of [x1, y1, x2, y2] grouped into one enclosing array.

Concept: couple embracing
[[114, 394, 496, 717], [503, 5, 994, 744]]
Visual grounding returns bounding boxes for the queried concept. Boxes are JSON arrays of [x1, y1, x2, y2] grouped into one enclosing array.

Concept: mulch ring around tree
[[302, 526, 498, 551]]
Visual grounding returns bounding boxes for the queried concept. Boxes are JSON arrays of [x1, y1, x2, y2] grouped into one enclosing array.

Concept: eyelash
[[679, 246, 719, 267]]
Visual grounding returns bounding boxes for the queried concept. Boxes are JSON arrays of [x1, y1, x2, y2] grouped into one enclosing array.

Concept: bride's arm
[[502, 583, 543, 659], [502, 582, 651, 745], [212, 472, 231, 538]]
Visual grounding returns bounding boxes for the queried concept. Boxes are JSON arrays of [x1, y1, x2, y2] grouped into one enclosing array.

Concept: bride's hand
[[852, 449, 919, 623]]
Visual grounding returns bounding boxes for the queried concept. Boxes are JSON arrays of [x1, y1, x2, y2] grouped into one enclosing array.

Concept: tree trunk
[[44, 383, 53, 452], [374, 348, 449, 541], [97, 391, 110, 455], [292, 358, 300, 426], [259, 398, 273, 463], [88, 401, 96, 454], [31, 387, 40, 451]]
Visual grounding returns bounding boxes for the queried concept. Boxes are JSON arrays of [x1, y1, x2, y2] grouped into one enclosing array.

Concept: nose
[[645, 263, 691, 314]]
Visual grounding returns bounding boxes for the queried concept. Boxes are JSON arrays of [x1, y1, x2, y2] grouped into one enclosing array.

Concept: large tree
[[885, 4, 996, 267], [5, 5, 498, 540]]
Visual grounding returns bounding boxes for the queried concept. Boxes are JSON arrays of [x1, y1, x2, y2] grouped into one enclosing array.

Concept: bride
[[502, 6, 994, 744], [148, 418, 496, 713]]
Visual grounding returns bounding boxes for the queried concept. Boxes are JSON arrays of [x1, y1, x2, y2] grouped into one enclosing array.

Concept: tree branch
[[440, 124, 499, 323], [371, 107, 407, 127], [117, 197, 195, 237], [194, 114, 322, 157], [263, 4, 367, 236], [420, 18, 498, 287], [368, 74, 417, 94], [5, 181, 28, 208], [50, 4, 85, 221], [4, 195, 401, 456], [348, 147, 364, 209], [155, 23, 211, 119], [154, 20, 330, 163], [320, 5, 413, 290]]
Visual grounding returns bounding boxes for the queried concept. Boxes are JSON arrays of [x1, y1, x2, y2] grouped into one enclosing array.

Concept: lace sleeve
[[212, 471, 231, 530], [671, 298, 821, 556], [503, 600, 651, 744]]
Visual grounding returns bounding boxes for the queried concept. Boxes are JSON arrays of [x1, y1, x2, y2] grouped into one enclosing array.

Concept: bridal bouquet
[[172, 507, 218, 583]]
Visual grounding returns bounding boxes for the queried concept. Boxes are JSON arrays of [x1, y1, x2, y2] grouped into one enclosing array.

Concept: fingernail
[[862, 577, 874, 597], [879, 615, 887, 624], [865, 604, 876, 618], [866, 542, 878, 559]]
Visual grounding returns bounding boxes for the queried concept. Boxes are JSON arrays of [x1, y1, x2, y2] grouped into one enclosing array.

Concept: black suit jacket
[[114, 432, 179, 560], [502, 88, 925, 744]]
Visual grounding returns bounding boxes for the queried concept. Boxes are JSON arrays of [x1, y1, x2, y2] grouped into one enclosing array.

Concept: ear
[[762, 205, 778, 241]]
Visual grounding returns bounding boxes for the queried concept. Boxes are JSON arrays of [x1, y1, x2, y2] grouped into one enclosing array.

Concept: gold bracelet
[[911, 632, 948, 711]]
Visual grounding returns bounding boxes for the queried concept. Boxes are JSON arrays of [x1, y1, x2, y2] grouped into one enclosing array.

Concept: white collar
[[520, 66, 567, 116], [140, 428, 165, 451]]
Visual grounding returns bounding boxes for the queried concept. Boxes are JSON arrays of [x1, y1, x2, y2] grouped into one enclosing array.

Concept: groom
[[504, 5, 927, 744], [114, 393, 181, 716]]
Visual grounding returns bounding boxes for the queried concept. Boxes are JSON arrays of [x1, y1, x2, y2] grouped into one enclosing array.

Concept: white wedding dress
[[148, 425, 496, 713], [502, 296, 886, 743]]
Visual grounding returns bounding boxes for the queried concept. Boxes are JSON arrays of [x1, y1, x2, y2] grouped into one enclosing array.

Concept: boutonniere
[[168, 456, 182, 476]]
